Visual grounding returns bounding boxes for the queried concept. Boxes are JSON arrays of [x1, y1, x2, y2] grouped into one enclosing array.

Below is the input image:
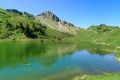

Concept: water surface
[[0, 42, 120, 80]]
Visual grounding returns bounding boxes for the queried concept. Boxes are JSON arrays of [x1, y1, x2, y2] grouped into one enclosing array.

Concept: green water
[[0, 42, 120, 80]]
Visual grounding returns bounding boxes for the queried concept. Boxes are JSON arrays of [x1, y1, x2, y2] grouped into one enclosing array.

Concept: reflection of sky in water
[[0, 50, 120, 80]]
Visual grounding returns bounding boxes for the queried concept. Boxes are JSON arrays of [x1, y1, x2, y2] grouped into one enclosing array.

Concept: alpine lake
[[0, 41, 120, 80]]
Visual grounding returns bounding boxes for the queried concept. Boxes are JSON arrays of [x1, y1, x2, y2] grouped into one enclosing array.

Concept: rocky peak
[[38, 11, 60, 22], [37, 11, 75, 27]]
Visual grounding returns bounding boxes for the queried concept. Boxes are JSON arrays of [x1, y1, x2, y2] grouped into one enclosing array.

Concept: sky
[[0, 0, 120, 28]]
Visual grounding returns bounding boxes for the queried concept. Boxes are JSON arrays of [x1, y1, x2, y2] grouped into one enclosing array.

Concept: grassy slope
[[88, 26, 119, 44], [82, 25, 120, 48], [73, 73, 120, 80], [0, 8, 73, 41], [0, 8, 45, 39], [87, 24, 120, 47]]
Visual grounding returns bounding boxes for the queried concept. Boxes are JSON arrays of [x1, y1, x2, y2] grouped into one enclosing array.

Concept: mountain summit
[[36, 11, 77, 34], [38, 11, 60, 22], [37, 11, 75, 27]]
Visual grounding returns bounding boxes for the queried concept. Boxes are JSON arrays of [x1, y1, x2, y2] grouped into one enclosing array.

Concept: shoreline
[[73, 73, 120, 80]]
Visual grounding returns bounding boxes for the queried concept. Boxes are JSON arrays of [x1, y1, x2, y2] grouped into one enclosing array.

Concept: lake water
[[0, 42, 120, 80]]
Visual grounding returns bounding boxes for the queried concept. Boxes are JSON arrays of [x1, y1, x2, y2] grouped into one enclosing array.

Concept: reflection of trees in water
[[88, 48, 111, 56], [115, 51, 120, 63], [0, 41, 117, 68], [0, 42, 76, 67], [38, 44, 76, 67]]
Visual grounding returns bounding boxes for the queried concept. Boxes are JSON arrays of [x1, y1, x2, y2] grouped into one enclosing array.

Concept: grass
[[73, 73, 120, 80]]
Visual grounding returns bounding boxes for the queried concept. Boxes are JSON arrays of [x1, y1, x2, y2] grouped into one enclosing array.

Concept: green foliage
[[0, 8, 47, 39]]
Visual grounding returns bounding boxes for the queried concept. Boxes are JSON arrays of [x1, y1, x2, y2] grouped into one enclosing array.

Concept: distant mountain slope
[[87, 24, 120, 47], [87, 24, 119, 33], [2, 7, 120, 47], [35, 11, 79, 35]]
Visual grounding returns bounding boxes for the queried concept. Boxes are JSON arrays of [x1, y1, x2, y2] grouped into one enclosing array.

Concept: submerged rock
[[40, 40, 44, 43]]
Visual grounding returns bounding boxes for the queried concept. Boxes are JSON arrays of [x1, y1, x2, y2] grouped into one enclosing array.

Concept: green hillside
[[87, 24, 120, 47], [0, 7, 120, 49], [0, 8, 46, 39], [0, 8, 73, 41], [87, 24, 118, 33]]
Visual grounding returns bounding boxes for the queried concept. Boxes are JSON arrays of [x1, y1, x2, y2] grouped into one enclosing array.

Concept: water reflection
[[0, 42, 76, 67], [0, 41, 118, 68]]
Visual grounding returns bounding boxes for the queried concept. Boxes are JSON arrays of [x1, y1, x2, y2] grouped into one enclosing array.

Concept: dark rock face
[[23, 12, 35, 19], [60, 21, 75, 27], [38, 11, 60, 22], [6, 9, 23, 15], [6, 9, 35, 19]]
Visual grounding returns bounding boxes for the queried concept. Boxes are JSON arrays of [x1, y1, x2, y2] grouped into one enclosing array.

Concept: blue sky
[[0, 0, 120, 28]]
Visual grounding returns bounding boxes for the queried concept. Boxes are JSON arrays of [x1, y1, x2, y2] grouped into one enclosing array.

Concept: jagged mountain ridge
[[35, 11, 78, 35], [38, 11, 75, 27]]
